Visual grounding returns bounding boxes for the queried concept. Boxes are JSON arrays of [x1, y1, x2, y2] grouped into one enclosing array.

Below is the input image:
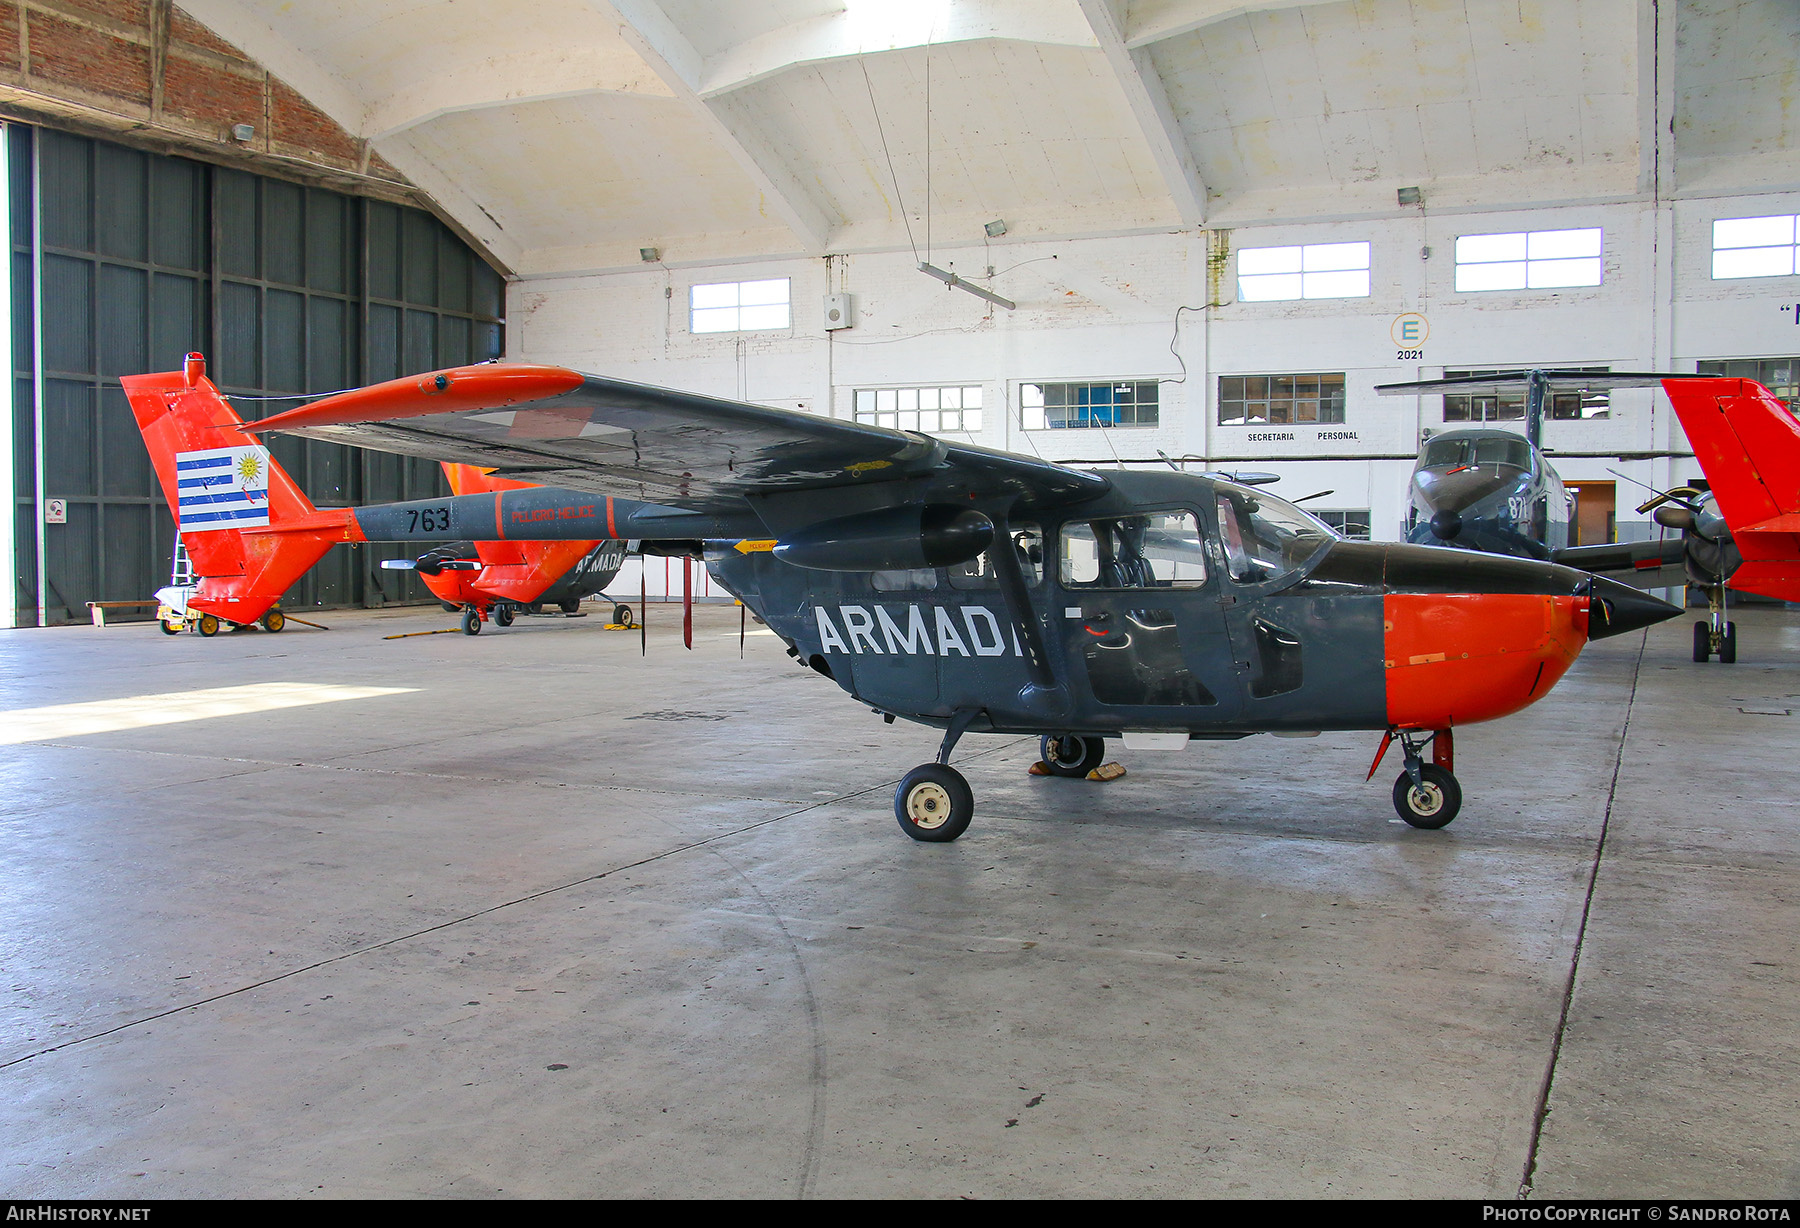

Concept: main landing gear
[[1370, 727, 1462, 829], [894, 710, 979, 842], [1693, 585, 1736, 664], [1038, 733, 1106, 777]]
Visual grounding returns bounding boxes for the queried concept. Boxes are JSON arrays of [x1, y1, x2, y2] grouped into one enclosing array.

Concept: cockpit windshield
[[1420, 435, 1534, 472], [1214, 487, 1336, 586]]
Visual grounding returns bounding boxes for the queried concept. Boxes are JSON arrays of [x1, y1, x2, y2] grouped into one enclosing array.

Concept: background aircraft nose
[[1585, 575, 1682, 639]]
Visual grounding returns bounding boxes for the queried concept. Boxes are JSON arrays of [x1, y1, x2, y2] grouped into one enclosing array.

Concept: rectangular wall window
[[1711, 216, 1798, 279], [1237, 242, 1370, 301], [1021, 381, 1158, 429], [1217, 373, 1345, 425], [853, 385, 982, 433], [690, 277, 790, 333], [1454, 228, 1602, 291], [1313, 510, 1371, 540], [1441, 367, 1611, 421], [1695, 357, 1800, 414]]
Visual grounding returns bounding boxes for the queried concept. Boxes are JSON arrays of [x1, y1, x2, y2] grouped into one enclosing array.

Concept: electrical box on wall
[[823, 293, 854, 331]]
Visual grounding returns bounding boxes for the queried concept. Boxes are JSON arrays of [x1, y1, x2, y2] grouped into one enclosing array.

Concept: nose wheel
[[1392, 764, 1461, 828]]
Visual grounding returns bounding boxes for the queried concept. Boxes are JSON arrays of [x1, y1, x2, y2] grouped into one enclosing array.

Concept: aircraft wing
[[1553, 537, 1688, 588], [247, 364, 1109, 515], [1376, 372, 1694, 397]]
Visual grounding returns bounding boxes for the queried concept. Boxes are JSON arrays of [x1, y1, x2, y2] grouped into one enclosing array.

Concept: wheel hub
[[906, 783, 952, 829]]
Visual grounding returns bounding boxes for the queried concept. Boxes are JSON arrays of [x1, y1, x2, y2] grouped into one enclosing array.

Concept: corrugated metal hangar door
[[7, 124, 505, 627]]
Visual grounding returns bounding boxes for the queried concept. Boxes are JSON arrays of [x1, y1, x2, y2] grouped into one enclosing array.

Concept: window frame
[[688, 277, 791, 334], [1216, 372, 1346, 426], [1711, 215, 1799, 280], [1236, 241, 1371, 302], [853, 384, 984, 434], [1453, 227, 1603, 292], [1020, 380, 1160, 430], [1440, 366, 1611, 422]]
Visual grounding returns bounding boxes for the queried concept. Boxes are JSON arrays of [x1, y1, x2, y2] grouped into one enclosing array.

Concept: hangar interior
[[1, 0, 1798, 1203]]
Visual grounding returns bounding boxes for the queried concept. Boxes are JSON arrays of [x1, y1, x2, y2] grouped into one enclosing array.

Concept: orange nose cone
[[1384, 592, 1589, 728]]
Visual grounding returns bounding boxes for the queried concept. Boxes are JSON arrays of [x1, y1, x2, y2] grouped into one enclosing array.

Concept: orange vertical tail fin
[[1663, 377, 1800, 600], [120, 354, 361, 623]]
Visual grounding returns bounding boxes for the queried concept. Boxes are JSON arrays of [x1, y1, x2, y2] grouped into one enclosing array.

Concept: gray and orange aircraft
[[122, 356, 624, 637], [1382, 370, 1800, 664], [126, 354, 1680, 839]]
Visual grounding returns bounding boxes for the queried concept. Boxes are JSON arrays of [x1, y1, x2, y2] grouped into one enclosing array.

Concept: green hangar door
[[8, 125, 505, 627]]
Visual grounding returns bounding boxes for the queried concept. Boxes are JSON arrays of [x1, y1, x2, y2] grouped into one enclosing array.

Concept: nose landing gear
[[1693, 585, 1736, 663], [1370, 727, 1461, 828]]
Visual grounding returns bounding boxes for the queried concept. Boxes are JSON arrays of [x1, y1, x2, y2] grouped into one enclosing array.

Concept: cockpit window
[[1060, 512, 1207, 588], [1215, 489, 1335, 586], [1421, 435, 1532, 471]]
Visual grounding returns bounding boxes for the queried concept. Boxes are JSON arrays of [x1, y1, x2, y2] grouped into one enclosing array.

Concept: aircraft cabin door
[[1055, 510, 1243, 725]]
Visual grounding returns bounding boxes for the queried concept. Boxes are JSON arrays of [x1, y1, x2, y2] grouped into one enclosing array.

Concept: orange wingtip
[[245, 364, 585, 433]]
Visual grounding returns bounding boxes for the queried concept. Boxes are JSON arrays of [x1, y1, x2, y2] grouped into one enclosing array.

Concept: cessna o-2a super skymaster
[[140, 357, 1678, 840]]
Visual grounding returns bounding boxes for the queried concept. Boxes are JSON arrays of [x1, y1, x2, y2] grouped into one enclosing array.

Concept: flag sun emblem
[[236, 452, 263, 484]]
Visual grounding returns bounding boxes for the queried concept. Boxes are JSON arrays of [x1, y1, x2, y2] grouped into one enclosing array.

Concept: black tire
[[494, 606, 514, 627], [462, 606, 481, 636], [613, 603, 633, 627], [1719, 621, 1737, 664], [441, 601, 461, 614], [196, 613, 220, 638], [894, 764, 974, 842], [159, 619, 181, 636], [559, 599, 581, 614], [1039, 733, 1106, 778], [1392, 765, 1461, 829], [524, 602, 543, 616], [261, 609, 285, 633], [1693, 620, 1710, 662]]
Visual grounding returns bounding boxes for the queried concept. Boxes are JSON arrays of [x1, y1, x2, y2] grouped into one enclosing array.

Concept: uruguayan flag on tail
[[176, 445, 271, 531]]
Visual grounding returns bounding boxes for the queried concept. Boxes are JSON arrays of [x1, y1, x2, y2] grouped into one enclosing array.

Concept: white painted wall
[[511, 190, 1800, 593]]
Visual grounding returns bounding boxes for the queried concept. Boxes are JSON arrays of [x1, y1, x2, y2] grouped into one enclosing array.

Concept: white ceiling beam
[[172, 1, 524, 270], [1124, 0, 1318, 48], [698, 0, 1097, 99], [364, 49, 672, 141], [598, 0, 834, 253], [1079, 0, 1206, 226]]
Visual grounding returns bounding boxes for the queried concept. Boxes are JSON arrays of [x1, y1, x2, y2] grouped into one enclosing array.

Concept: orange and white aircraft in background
[[122, 355, 624, 636]]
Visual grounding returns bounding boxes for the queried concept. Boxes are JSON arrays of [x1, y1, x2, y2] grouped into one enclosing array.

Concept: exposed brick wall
[[268, 75, 357, 164], [0, 1, 410, 193], [30, 11, 149, 106]]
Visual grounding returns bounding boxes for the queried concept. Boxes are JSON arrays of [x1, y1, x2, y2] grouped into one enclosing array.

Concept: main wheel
[[196, 613, 221, 638], [159, 619, 181, 636], [494, 606, 514, 627], [894, 764, 974, 842], [261, 609, 285, 633], [559, 598, 581, 614], [461, 606, 481, 636], [1693, 620, 1711, 662], [1392, 765, 1461, 829], [613, 603, 633, 627], [440, 601, 461, 614], [1719, 621, 1737, 664], [1039, 734, 1106, 778]]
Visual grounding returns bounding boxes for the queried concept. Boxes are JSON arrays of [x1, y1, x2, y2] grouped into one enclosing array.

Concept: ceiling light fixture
[[984, 219, 1007, 238], [639, 247, 661, 263]]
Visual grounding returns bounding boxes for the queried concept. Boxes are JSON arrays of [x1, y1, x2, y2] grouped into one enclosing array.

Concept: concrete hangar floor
[[0, 602, 1795, 1200]]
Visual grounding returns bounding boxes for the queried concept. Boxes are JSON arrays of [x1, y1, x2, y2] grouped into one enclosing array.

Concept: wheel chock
[[1086, 762, 1127, 782], [1027, 761, 1052, 776]]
